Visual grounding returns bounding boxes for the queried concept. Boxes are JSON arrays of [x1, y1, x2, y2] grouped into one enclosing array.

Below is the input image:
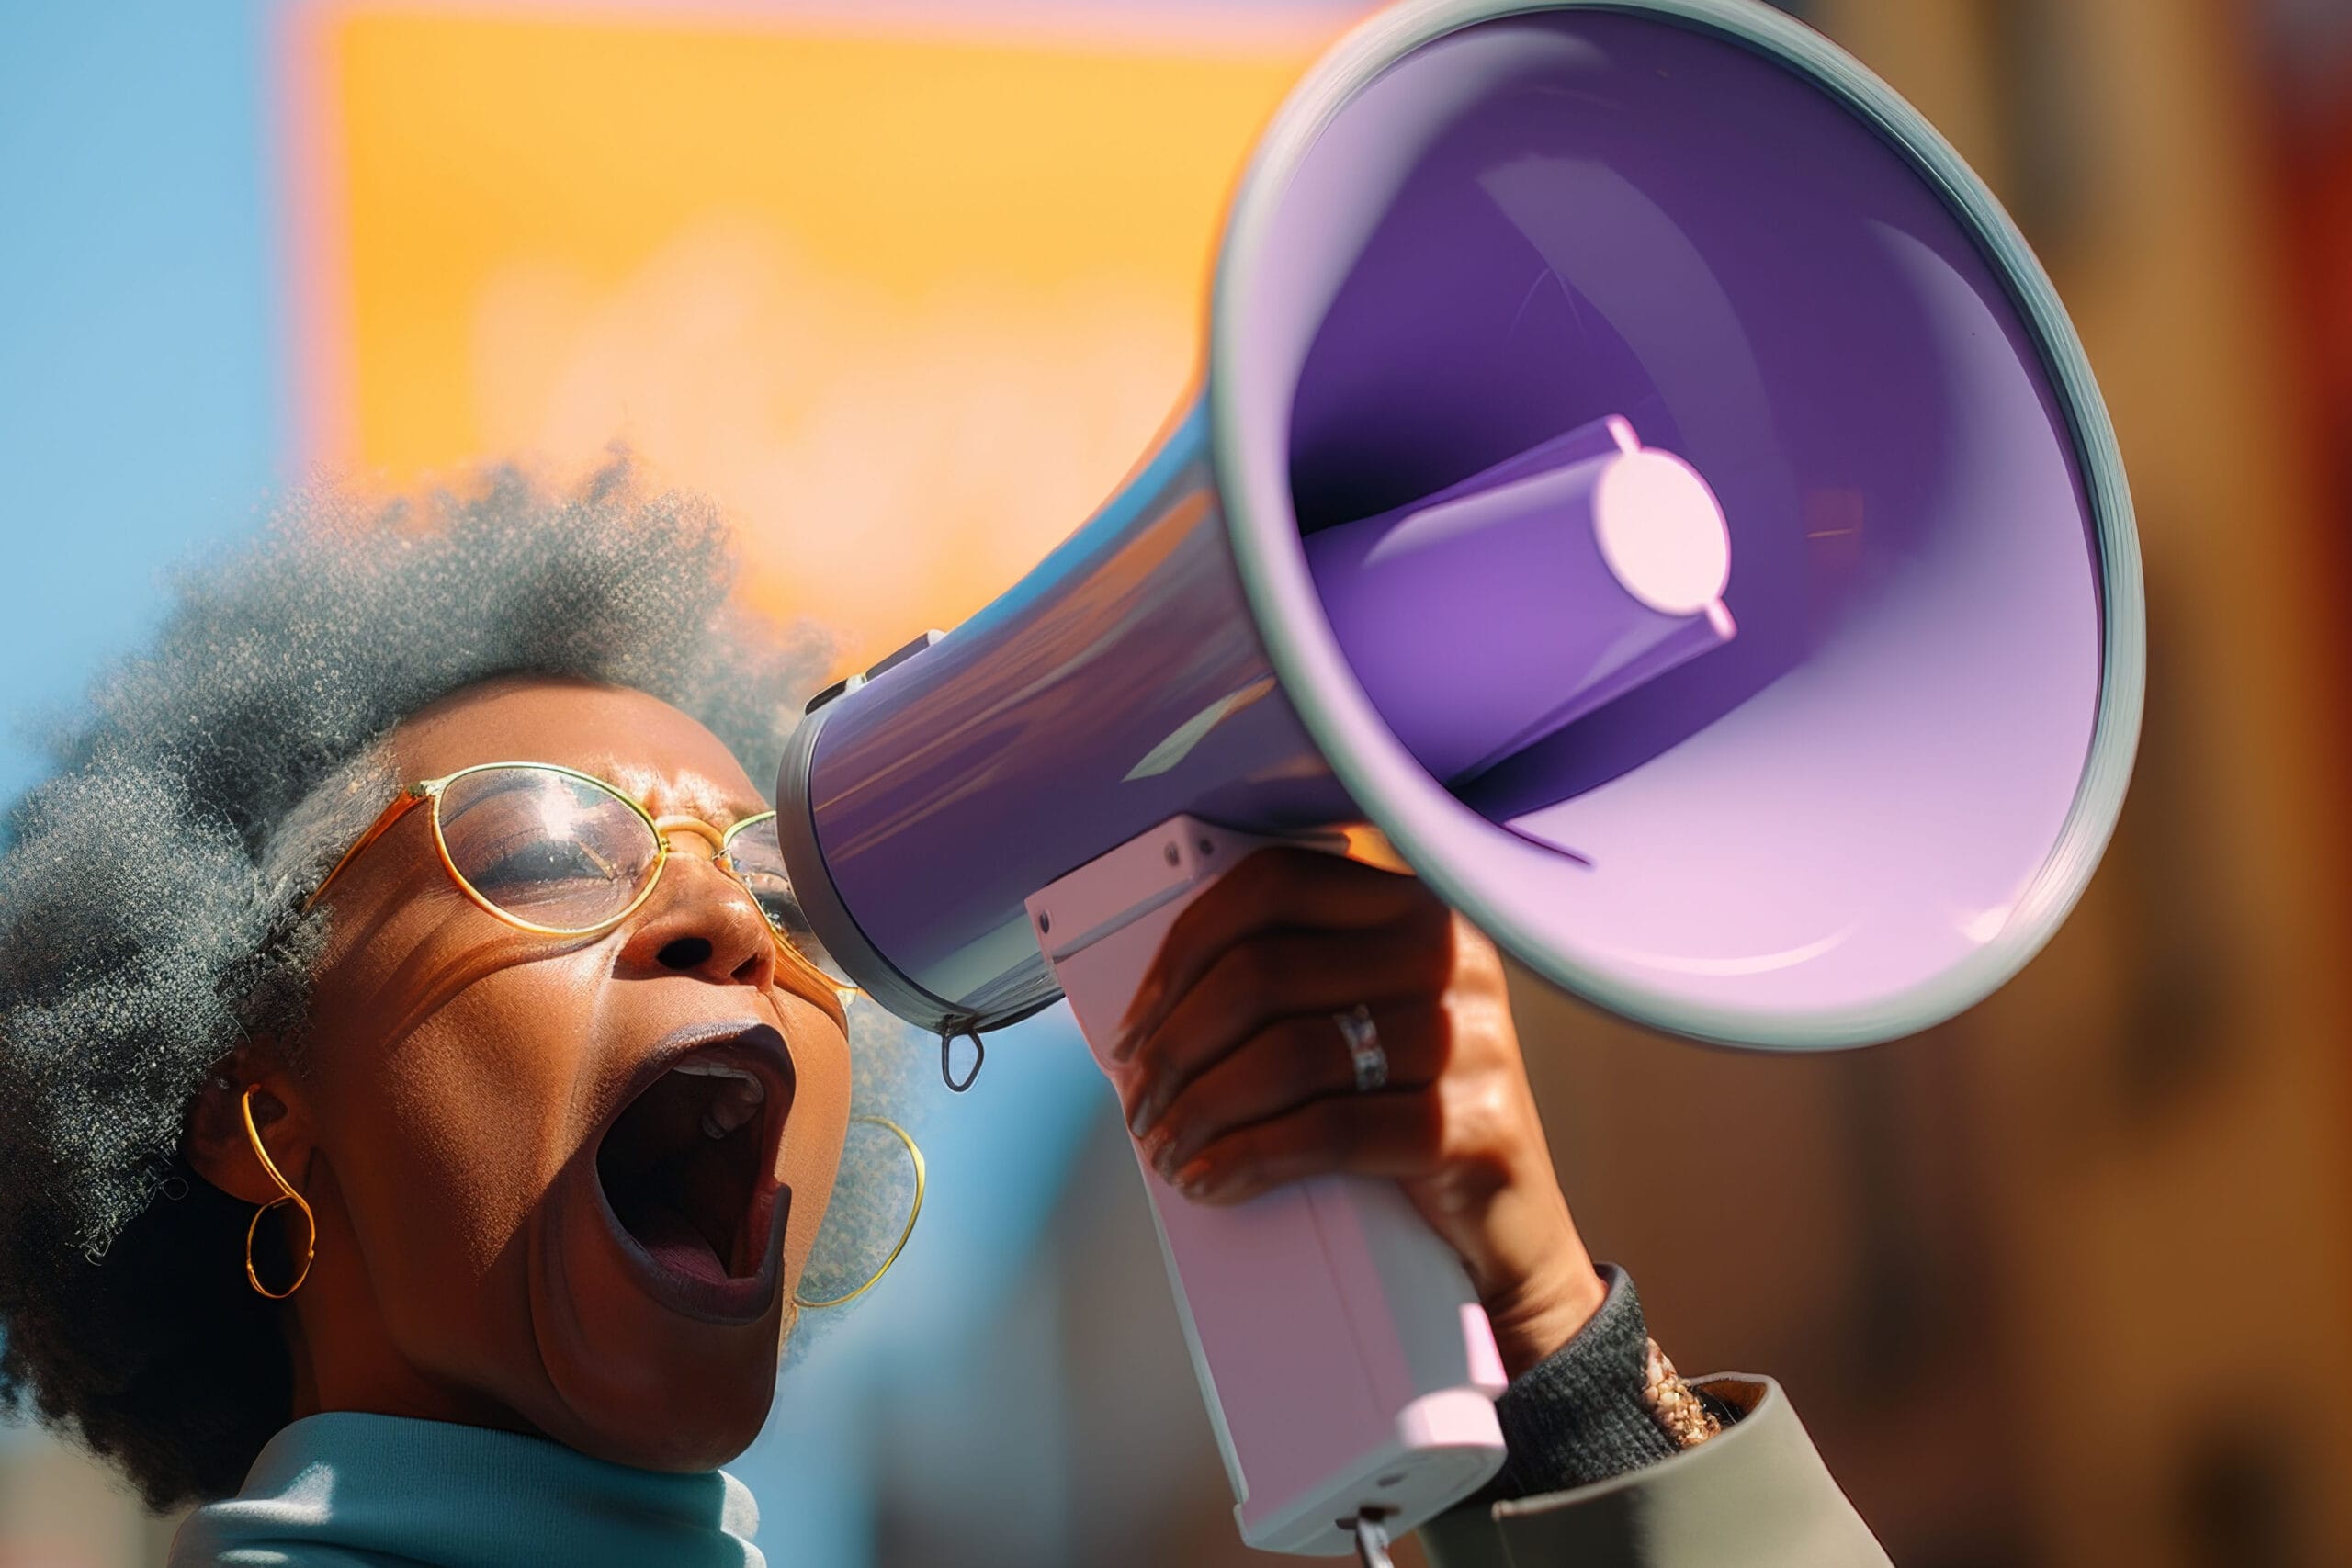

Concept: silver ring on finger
[[1335, 1003, 1387, 1093]]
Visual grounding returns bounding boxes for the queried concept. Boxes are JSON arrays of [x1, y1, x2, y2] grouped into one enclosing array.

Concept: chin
[[570, 1391, 775, 1473], [520, 1020, 805, 1470], [524, 1187, 788, 1471]]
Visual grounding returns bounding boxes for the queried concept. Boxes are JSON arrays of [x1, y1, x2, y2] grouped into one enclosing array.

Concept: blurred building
[[8, 4, 2352, 1568]]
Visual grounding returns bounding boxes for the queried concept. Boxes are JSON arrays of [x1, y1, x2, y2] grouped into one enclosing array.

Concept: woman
[[0, 468, 1887, 1566]]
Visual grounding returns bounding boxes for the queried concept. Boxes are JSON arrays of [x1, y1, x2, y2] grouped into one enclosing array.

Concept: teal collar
[[170, 1412, 763, 1568]]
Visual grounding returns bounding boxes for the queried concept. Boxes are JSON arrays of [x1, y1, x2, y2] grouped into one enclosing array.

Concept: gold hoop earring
[[241, 1085, 316, 1300], [793, 1115, 925, 1311]]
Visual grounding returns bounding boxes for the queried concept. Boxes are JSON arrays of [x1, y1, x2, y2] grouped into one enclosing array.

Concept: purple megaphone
[[775, 0, 2144, 1552]]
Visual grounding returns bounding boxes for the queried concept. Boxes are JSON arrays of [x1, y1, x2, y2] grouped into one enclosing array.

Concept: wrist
[[1481, 1259, 1607, 1380]]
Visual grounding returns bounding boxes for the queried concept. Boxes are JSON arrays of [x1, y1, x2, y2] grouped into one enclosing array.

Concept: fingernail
[[1128, 1094, 1157, 1139], [1174, 1158, 1214, 1196], [1143, 1127, 1173, 1176], [1114, 993, 1160, 1056]]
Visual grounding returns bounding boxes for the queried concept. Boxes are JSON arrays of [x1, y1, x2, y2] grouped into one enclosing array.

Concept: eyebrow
[[587, 768, 769, 828]]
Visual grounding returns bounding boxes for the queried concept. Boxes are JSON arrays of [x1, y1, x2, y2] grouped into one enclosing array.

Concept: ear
[[184, 1052, 315, 1209]]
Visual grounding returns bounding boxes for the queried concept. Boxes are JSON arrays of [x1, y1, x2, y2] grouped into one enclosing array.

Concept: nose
[[616, 826, 777, 989]]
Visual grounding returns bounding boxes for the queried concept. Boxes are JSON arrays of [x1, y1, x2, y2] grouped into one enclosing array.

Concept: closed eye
[[468, 837, 619, 892]]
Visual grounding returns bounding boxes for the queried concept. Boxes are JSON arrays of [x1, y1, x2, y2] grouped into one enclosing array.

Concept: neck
[[279, 1159, 541, 1440]]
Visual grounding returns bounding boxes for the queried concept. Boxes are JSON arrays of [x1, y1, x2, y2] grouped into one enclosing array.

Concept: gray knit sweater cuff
[[1487, 1263, 1681, 1499]]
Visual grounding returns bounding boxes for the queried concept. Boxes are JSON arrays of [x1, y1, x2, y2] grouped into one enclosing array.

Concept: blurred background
[[5, 0, 2351, 1564]]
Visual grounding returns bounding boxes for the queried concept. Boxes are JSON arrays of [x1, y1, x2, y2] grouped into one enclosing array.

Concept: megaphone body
[[777, 0, 2143, 1552]]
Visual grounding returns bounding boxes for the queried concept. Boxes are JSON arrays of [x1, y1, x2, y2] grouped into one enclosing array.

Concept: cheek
[[313, 950, 604, 1296], [777, 1001, 857, 1279]]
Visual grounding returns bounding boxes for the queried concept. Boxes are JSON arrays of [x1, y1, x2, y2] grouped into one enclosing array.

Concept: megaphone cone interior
[[1212, 0, 2143, 1047]]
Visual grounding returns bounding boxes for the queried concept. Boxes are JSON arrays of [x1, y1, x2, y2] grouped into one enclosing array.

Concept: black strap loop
[[940, 1022, 986, 1092]]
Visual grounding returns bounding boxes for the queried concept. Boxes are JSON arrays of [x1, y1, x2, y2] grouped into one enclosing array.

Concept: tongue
[[622, 1196, 730, 1283]]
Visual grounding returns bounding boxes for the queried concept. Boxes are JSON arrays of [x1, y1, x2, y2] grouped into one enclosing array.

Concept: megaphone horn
[[777, 0, 2143, 1552]]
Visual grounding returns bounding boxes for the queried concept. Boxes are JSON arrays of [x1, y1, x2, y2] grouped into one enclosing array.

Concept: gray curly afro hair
[[0, 460, 916, 1507]]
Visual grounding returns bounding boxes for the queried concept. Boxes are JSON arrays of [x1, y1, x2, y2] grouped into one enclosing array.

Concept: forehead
[[391, 677, 763, 819]]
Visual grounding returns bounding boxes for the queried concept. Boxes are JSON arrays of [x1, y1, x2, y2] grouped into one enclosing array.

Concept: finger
[[1141, 1001, 1449, 1181], [1118, 923, 1445, 1137], [1164, 1087, 1457, 1203], [1114, 847, 1440, 1057]]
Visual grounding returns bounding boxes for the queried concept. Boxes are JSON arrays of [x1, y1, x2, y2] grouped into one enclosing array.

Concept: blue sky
[[1, 2, 284, 810]]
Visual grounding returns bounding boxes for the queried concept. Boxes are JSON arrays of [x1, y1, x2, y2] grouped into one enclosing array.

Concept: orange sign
[[286, 5, 1335, 665]]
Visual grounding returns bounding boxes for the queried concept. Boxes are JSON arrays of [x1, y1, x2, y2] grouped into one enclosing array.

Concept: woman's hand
[[1111, 845, 1606, 1379]]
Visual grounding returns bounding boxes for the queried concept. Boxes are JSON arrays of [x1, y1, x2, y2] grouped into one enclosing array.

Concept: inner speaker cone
[[1303, 412, 1734, 786]]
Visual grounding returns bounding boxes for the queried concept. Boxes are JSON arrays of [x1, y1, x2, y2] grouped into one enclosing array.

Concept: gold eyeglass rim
[[301, 760, 845, 1010]]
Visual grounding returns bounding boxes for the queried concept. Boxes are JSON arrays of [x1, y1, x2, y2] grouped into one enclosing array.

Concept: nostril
[[657, 936, 714, 971]]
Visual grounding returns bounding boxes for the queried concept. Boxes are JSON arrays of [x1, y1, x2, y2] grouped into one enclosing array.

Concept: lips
[[593, 1021, 796, 1321]]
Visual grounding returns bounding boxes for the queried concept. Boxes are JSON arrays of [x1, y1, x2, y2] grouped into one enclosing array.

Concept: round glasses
[[306, 761, 852, 997]]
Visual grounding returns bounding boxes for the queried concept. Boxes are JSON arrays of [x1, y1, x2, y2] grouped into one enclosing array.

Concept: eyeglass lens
[[435, 766, 854, 989], [721, 821, 855, 987], [436, 766, 662, 932]]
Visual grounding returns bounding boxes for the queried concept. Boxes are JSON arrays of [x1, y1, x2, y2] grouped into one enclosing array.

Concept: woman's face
[[222, 676, 853, 1470]]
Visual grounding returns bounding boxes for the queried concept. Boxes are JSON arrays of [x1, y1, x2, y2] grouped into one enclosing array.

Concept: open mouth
[[595, 1023, 795, 1308]]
